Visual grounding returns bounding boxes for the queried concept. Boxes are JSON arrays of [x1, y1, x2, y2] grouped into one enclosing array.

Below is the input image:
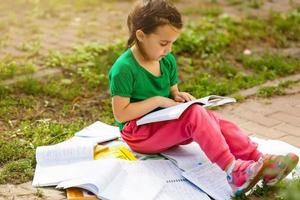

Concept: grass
[[233, 177, 300, 200], [258, 81, 296, 98], [17, 40, 41, 57], [0, 58, 38, 80], [0, 1, 300, 199]]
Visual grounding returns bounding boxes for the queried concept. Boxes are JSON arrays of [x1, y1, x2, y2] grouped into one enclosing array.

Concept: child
[[108, 0, 299, 196]]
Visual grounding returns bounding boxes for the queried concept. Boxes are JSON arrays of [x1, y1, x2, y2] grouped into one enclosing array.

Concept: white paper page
[[120, 160, 210, 200], [161, 142, 211, 171], [33, 163, 75, 187], [136, 99, 207, 126], [205, 95, 236, 107], [56, 159, 122, 195], [136, 96, 236, 126], [67, 135, 113, 145], [36, 142, 94, 166], [251, 136, 300, 178], [33, 159, 120, 187], [156, 180, 211, 200], [182, 163, 233, 200], [122, 160, 183, 180], [75, 121, 120, 139], [57, 178, 99, 195], [100, 167, 165, 200]]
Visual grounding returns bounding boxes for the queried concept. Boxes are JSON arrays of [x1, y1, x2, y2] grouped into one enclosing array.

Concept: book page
[[205, 95, 236, 108], [33, 159, 119, 187], [54, 159, 122, 190], [36, 142, 95, 166], [100, 167, 165, 200], [182, 163, 233, 200], [136, 95, 236, 126], [136, 99, 206, 126], [75, 121, 120, 138], [161, 142, 211, 171], [59, 160, 165, 200], [120, 160, 210, 200], [155, 180, 211, 200], [36, 121, 122, 166]]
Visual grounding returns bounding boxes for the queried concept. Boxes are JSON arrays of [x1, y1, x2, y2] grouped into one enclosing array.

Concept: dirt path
[[1, 0, 299, 61]]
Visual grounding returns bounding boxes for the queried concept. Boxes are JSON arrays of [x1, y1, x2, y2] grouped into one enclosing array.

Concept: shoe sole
[[265, 154, 299, 186]]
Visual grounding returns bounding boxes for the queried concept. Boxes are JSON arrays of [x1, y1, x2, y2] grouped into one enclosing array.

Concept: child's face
[[139, 25, 181, 61]]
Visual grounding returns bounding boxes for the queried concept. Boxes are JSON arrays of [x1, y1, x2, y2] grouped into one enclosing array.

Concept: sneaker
[[263, 153, 299, 186], [227, 159, 266, 196]]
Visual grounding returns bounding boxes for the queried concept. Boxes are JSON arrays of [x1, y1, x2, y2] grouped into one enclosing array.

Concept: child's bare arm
[[112, 96, 179, 123]]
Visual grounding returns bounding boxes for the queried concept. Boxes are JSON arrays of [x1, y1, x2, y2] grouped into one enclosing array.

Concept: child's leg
[[207, 111, 262, 161], [121, 104, 266, 195], [121, 104, 234, 170]]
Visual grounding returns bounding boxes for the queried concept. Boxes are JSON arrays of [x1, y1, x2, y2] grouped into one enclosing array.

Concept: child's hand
[[173, 92, 195, 103]]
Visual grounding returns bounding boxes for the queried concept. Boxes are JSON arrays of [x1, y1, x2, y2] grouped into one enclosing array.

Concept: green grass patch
[[0, 140, 32, 166], [14, 77, 82, 100], [240, 54, 300, 76], [270, 9, 300, 42], [19, 120, 86, 147], [0, 58, 37, 80], [182, 5, 223, 17], [248, 0, 264, 9], [0, 159, 34, 184], [258, 80, 296, 98], [17, 40, 41, 56], [0, 59, 17, 79]]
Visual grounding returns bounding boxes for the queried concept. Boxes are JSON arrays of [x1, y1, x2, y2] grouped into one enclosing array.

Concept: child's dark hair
[[127, 0, 183, 48]]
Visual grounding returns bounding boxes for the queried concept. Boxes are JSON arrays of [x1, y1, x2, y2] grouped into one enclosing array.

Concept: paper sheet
[[161, 142, 211, 171], [120, 160, 210, 200], [182, 163, 233, 200], [75, 121, 120, 138]]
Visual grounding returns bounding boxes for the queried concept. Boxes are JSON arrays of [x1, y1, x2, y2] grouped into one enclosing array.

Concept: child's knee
[[188, 104, 206, 114]]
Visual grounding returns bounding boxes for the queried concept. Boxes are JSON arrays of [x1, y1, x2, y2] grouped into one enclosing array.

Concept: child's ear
[[136, 29, 145, 42]]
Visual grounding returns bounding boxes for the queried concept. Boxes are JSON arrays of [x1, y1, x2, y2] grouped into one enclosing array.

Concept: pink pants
[[121, 104, 262, 170]]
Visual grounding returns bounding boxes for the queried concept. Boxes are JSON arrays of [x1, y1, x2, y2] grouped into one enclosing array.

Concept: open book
[[136, 95, 236, 126], [66, 144, 137, 200], [33, 140, 98, 187], [32, 121, 121, 187], [57, 160, 166, 200]]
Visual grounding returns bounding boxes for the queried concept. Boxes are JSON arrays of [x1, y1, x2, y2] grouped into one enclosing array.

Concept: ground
[[0, 0, 300, 199]]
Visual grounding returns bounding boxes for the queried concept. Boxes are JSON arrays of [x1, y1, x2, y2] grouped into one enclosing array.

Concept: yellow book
[[66, 144, 137, 200], [66, 188, 98, 200]]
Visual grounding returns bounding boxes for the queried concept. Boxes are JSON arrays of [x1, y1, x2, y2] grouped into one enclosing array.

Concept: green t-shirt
[[108, 48, 178, 130]]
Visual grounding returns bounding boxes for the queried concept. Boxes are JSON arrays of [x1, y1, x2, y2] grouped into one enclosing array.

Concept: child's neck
[[131, 45, 161, 76], [131, 45, 157, 65]]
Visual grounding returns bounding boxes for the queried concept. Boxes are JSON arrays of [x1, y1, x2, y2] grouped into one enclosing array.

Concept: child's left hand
[[173, 92, 196, 103]]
